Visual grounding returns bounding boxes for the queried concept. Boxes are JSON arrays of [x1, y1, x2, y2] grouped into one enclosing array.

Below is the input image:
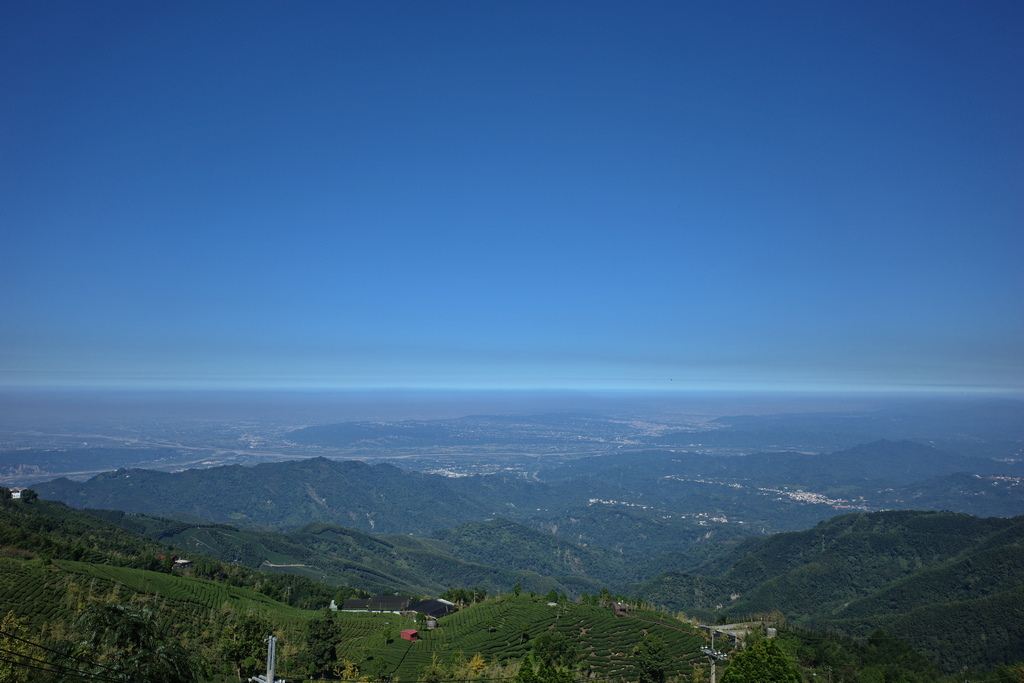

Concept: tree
[[72, 603, 198, 683], [18, 489, 37, 503], [419, 653, 449, 683], [0, 611, 35, 683], [633, 634, 670, 683], [530, 632, 580, 670], [217, 613, 271, 680], [516, 652, 575, 683], [720, 638, 800, 683], [300, 610, 339, 678], [365, 656, 391, 682], [859, 668, 884, 683]]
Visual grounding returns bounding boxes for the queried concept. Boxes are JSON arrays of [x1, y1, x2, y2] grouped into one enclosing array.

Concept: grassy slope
[[339, 595, 705, 682]]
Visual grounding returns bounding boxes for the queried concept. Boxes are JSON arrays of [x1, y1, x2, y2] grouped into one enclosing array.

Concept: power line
[[0, 628, 122, 676], [0, 649, 124, 683]]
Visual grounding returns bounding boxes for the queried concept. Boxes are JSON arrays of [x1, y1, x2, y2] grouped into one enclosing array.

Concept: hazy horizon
[[2, 386, 1020, 428]]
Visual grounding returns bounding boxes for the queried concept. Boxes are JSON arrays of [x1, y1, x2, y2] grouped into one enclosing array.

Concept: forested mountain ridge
[[633, 510, 1024, 670], [35, 457, 494, 534], [535, 440, 1024, 519], [91, 511, 600, 597], [33, 440, 1024, 546], [430, 517, 631, 588]]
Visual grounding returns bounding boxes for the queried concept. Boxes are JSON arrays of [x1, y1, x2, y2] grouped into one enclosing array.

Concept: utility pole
[[700, 630, 728, 683], [249, 635, 283, 683]]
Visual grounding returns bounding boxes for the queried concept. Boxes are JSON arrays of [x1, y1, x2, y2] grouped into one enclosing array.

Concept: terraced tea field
[[343, 596, 705, 681]]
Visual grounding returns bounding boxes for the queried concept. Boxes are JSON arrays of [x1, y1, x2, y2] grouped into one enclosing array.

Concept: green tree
[[18, 489, 37, 503], [633, 634, 670, 683], [720, 638, 800, 683], [72, 603, 198, 683], [365, 656, 391, 682], [218, 613, 271, 680], [419, 653, 449, 683], [859, 668, 884, 683], [300, 611, 339, 678], [530, 632, 580, 670], [514, 654, 540, 683], [0, 611, 35, 683], [515, 652, 575, 683]]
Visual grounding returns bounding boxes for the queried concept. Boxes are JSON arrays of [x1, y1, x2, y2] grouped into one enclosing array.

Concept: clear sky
[[2, 1, 1022, 394]]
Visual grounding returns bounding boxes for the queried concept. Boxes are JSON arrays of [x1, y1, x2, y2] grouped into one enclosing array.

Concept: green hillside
[[4, 495, 1023, 679], [431, 518, 629, 587], [633, 510, 1024, 671], [91, 511, 595, 597], [360, 595, 705, 682], [0, 498, 711, 682], [35, 457, 495, 534]]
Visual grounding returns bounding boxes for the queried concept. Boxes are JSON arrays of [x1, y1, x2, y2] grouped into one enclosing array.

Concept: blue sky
[[2, 1, 1022, 393]]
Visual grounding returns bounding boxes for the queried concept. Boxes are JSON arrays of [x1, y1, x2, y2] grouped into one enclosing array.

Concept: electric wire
[[0, 648, 124, 683], [0, 629, 123, 678]]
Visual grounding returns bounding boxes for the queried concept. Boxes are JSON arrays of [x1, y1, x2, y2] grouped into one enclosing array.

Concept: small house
[[400, 629, 418, 642]]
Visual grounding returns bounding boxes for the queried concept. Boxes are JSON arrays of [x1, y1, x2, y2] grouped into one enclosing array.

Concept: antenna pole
[[249, 635, 279, 683], [710, 631, 716, 683], [267, 635, 277, 683]]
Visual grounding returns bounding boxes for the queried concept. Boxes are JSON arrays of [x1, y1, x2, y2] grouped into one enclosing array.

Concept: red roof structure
[[400, 629, 418, 642]]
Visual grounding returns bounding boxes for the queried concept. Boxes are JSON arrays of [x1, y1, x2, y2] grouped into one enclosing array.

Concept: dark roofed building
[[343, 595, 411, 612], [342, 598, 369, 611], [408, 598, 459, 619], [370, 595, 410, 612]]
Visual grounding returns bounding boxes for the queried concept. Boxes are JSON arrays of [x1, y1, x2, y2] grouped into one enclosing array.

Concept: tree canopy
[[720, 638, 801, 683]]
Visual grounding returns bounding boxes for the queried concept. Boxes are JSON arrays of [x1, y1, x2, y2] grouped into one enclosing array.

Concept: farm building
[[400, 629, 418, 642], [342, 595, 411, 613], [408, 598, 458, 619]]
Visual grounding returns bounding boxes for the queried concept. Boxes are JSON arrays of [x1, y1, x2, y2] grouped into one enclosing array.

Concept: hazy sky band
[[2, 2, 1022, 392]]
